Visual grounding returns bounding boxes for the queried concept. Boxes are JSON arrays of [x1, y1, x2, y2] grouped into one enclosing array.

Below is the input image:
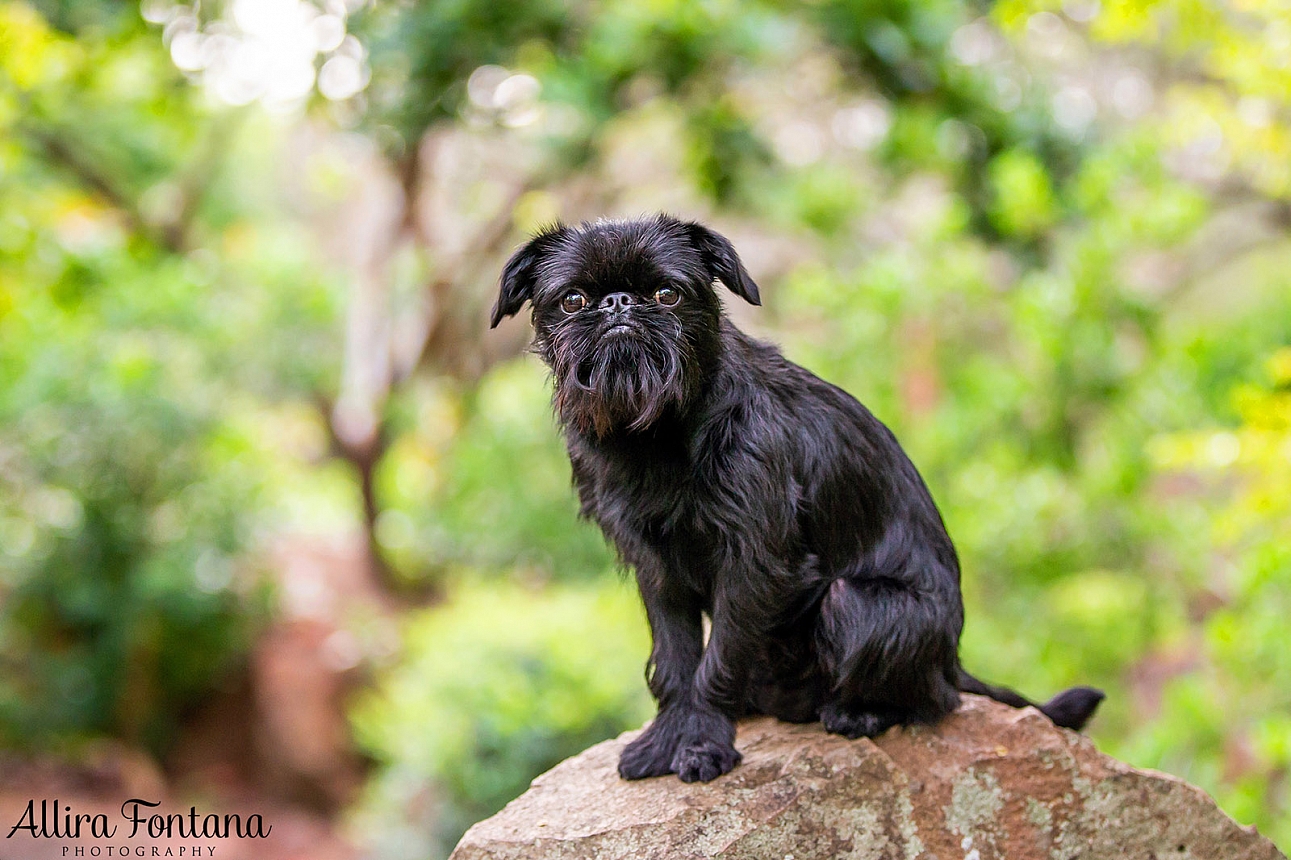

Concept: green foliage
[[0, 362, 263, 751], [354, 0, 779, 164], [0, 3, 227, 751], [0, 0, 341, 753], [987, 148, 1058, 237], [0, 241, 271, 750], [1133, 350, 1291, 846], [350, 580, 652, 858], [375, 360, 615, 582], [812, 0, 1085, 238]]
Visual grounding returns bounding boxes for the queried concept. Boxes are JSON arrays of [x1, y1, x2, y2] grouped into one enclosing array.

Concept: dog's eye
[[654, 287, 680, 307], [561, 292, 587, 313]]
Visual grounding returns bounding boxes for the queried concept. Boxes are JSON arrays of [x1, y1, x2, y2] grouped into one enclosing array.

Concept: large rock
[[450, 695, 1285, 860]]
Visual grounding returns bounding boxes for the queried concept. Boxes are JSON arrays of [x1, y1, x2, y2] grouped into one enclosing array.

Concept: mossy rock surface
[[451, 696, 1285, 860]]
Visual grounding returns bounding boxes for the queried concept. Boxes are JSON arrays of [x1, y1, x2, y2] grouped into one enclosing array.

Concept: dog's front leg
[[618, 571, 741, 782], [671, 556, 811, 780], [660, 589, 767, 782]]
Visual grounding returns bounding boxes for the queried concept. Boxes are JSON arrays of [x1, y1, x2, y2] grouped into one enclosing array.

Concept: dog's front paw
[[618, 725, 679, 779], [670, 740, 742, 783], [619, 705, 740, 781]]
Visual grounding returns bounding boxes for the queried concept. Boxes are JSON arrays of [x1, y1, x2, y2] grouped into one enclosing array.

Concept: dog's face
[[491, 215, 760, 436]]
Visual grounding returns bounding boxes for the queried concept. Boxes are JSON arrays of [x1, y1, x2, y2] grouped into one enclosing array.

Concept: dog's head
[[490, 214, 760, 437]]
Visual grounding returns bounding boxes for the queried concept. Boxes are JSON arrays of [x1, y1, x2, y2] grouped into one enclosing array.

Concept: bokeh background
[[1, 0, 1289, 856]]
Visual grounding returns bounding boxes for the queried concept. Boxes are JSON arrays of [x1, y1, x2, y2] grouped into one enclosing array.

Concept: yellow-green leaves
[[988, 148, 1059, 237], [0, 2, 76, 91]]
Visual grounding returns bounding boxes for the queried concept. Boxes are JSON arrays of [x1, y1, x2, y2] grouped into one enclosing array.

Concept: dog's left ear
[[490, 225, 567, 328], [684, 222, 761, 306]]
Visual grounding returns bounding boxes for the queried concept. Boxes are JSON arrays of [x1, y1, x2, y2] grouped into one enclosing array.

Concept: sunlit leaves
[[1143, 349, 1291, 846], [0, 2, 76, 91], [1006, 0, 1291, 199], [988, 147, 1059, 236]]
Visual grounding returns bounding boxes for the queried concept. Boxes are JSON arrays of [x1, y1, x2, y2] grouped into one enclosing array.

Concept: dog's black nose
[[599, 292, 635, 313]]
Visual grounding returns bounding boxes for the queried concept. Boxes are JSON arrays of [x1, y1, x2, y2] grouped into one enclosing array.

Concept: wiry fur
[[491, 214, 1104, 783]]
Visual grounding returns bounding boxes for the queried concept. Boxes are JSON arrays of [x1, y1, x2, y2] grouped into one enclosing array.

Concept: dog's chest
[[599, 454, 710, 532], [579, 442, 729, 582]]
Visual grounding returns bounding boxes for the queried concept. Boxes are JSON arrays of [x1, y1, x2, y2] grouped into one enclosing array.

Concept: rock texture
[[450, 695, 1285, 860]]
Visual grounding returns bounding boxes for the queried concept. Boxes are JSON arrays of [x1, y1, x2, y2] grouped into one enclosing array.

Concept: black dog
[[490, 214, 1104, 783]]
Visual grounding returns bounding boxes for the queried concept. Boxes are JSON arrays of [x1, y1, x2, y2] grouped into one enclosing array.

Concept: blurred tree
[[338, 0, 1113, 583], [330, 0, 791, 584], [0, 0, 338, 751], [0, 0, 251, 750]]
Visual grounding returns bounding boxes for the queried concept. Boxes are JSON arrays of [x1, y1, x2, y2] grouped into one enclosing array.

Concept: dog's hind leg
[[814, 570, 962, 738], [744, 616, 830, 723]]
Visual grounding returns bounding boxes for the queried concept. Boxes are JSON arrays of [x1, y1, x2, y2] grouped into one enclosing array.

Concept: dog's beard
[[542, 318, 692, 437]]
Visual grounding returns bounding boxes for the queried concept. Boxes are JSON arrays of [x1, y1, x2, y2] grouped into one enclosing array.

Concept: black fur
[[491, 214, 1104, 782]]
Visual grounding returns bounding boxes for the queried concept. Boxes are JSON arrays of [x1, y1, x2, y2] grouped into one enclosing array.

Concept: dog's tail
[[957, 668, 1104, 731]]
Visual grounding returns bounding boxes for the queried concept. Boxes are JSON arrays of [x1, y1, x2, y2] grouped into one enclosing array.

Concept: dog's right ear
[[490, 225, 566, 328]]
